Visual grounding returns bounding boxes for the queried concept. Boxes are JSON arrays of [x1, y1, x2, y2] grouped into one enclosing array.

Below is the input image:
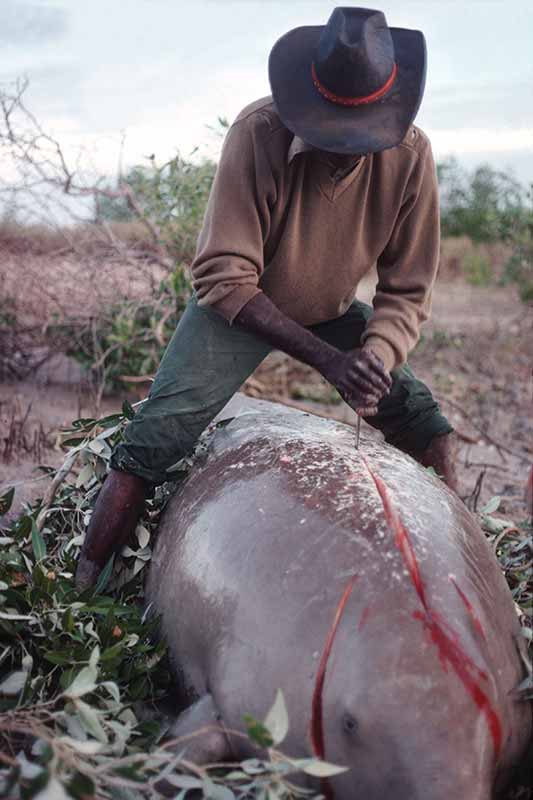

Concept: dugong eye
[[342, 712, 359, 736]]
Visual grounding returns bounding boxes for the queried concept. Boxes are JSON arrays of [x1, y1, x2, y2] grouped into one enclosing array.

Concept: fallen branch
[[35, 451, 78, 532]]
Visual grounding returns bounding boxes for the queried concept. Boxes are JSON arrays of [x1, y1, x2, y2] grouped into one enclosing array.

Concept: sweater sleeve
[[361, 136, 440, 372], [190, 114, 276, 323]]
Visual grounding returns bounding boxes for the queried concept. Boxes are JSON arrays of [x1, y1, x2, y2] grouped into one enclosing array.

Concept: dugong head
[[316, 619, 499, 800]]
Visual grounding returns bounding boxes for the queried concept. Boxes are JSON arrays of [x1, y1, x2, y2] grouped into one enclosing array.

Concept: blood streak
[[367, 467, 428, 609], [311, 575, 358, 761], [361, 455, 502, 760], [358, 605, 371, 632], [414, 610, 502, 756], [449, 576, 487, 641]]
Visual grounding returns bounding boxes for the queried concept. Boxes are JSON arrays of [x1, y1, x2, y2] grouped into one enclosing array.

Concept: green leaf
[[481, 515, 515, 535], [20, 768, 49, 800], [240, 759, 267, 775], [89, 644, 100, 671], [67, 772, 96, 800], [95, 556, 114, 594], [63, 665, 98, 699], [481, 496, 501, 514], [16, 515, 32, 538], [122, 400, 136, 419], [163, 775, 203, 790], [0, 487, 15, 515], [74, 698, 108, 743], [44, 650, 75, 666], [87, 439, 107, 456], [57, 736, 103, 755], [136, 525, 150, 549], [34, 776, 72, 800], [31, 520, 47, 562], [102, 681, 120, 703], [75, 464, 94, 488], [0, 670, 28, 695], [203, 778, 235, 800], [243, 714, 273, 748], [263, 689, 289, 746], [61, 436, 86, 447], [71, 417, 97, 429], [296, 758, 349, 778]]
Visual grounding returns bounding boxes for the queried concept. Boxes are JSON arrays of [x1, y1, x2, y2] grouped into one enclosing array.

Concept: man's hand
[[321, 348, 391, 416], [233, 293, 392, 416]]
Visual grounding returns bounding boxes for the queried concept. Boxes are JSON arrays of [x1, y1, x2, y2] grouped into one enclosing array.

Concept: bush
[[55, 268, 190, 396], [437, 158, 527, 244], [95, 155, 217, 265], [462, 249, 493, 287], [0, 411, 343, 799], [500, 183, 533, 303]]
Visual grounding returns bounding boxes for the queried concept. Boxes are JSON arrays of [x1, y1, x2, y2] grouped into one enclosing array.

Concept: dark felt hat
[[268, 7, 427, 154]]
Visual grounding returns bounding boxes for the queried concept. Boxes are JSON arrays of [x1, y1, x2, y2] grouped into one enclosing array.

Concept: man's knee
[[368, 364, 453, 453]]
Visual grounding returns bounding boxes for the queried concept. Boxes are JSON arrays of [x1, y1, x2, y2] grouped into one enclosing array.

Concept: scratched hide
[[147, 398, 531, 800]]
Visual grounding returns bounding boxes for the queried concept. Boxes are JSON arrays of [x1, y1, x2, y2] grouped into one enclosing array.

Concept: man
[[76, 7, 457, 589]]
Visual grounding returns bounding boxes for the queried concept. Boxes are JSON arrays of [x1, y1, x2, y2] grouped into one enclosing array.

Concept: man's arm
[[235, 293, 391, 416], [361, 131, 440, 372]]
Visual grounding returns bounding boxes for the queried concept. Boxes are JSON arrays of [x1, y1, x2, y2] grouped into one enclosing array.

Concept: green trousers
[[110, 297, 452, 486]]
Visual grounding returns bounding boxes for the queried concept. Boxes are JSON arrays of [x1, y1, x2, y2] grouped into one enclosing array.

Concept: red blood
[[363, 461, 428, 609], [310, 576, 358, 759], [450, 576, 487, 642], [358, 606, 371, 632], [414, 610, 501, 757], [361, 456, 502, 760]]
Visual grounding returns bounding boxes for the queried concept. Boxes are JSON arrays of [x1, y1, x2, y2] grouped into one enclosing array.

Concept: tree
[[437, 157, 527, 243], [95, 156, 216, 265]]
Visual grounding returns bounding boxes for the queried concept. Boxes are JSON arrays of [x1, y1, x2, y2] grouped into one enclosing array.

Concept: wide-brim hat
[[268, 7, 427, 154]]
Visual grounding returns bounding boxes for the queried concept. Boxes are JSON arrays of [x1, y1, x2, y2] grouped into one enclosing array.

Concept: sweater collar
[[287, 136, 314, 163], [288, 136, 365, 175]]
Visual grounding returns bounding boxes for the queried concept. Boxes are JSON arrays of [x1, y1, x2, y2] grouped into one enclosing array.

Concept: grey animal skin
[[146, 398, 532, 800]]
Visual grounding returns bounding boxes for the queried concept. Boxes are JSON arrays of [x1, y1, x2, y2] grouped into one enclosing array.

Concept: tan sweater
[[191, 96, 440, 372]]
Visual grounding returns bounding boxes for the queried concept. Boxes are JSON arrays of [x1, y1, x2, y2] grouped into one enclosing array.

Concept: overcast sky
[[1, 0, 532, 185]]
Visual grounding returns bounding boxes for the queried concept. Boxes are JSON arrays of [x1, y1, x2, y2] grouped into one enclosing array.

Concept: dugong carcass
[[146, 399, 531, 800]]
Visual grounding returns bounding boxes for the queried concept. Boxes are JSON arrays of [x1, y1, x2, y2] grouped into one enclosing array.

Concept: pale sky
[[1, 0, 533, 187]]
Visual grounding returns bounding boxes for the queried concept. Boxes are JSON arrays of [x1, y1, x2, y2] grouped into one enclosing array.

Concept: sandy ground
[[246, 279, 533, 519], [0, 276, 532, 797], [1, 278, 532, 523]]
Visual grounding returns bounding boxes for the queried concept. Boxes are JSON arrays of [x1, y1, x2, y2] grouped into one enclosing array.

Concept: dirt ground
[[0, 274, 532, 797], [1, 276, 532, 522], [246, 278, 533, 520]]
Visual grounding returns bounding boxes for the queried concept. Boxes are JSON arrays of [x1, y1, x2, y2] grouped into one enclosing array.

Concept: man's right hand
[[233, 293, 392, 416], [321, 347, 392, 416]]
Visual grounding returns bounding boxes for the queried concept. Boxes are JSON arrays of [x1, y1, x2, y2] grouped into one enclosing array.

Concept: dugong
[[147, 399, 531, 800]]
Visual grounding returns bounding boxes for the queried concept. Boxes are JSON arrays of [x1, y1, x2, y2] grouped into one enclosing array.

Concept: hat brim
[[268, 26, 427, 154]]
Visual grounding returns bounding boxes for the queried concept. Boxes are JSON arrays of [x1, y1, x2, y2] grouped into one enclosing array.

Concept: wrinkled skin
[[235, 293, 391, 415], [321, 346, 391, 416], [146, 398, 531, 800]]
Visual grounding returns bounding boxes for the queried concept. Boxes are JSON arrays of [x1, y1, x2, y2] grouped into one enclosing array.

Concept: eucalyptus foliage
[[60, 269, 191, 393], [95, 153, 217, 266], [0, 407, 342, 799]]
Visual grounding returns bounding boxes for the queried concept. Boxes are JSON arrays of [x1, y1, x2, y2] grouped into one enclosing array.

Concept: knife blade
[[355, 414, 361, 450]]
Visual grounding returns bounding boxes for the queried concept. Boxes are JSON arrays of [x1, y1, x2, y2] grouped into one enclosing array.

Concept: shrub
[[95, 155, 217, 265], [55, 268, 190, 396], [437, 157, 527, 244], [462, 250, 493, 287], [0, 410, 343, 799], [500, 183, 533, 303]]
